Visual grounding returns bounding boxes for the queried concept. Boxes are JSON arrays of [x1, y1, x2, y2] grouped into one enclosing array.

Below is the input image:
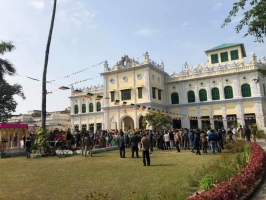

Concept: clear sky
[[1, 0, 266, 114]]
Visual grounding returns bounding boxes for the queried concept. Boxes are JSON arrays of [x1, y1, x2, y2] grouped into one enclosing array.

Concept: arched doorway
[[139, 115, 144, 130], [121, 116, 134, 131]]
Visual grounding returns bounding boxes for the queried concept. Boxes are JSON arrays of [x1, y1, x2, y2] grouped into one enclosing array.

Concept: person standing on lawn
[[141, 133, 151, 166], [174, 131, 181, 152], [25, 137, 31, 159], [117, 130, 126, 158], [81, 132, 93, 157], [130, 132, 139, 158]]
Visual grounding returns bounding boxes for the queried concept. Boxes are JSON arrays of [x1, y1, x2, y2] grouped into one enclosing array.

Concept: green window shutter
[[138, 88, 142, 99], [187, 91, 195, 103], [171, 93, 179, 104], [158, 90, 162, 100], [224, 86, 233, 99], [74, 105, 79, 114], [111, 92, 115, 102], [121, 89, 131, 100], [199, 89, 207, 101], [230, 50, 239, 60], [211, 88, 220, 100], [152, 87, 156, 99], [211, 54, 219, 64], [89, 103, 94, 112], [241, 84, 251, 97], [82, 104, 86, 113], [220, 52, 228, 62], [96, 102, 101, 112]]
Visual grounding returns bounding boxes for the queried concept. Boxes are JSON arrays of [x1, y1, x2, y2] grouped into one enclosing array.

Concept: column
[[117, 109, 120, 130], [219, 77, 225, 100], [78, 117, 81, 131], [236, 102, 244, 126], [254, 101, 263, 129], [221, 104, 227, 130], [78, 99, 82, 114], [232, 75, 241, 98], [70, 118, 74, 132], [181, 107, 189, 128], [103, 75, 108, 107], [206, 79, 212, 101], [195, 85, 199, 102], [180, 82, 187, 103], [251, 72, 260, 97], [209, 105, 214, 129], [197, 106, 202, 129], [86, 117, 89, 131], [94, 116, 97, 132], [70, 98, 74, 114], [134, 109, 138, 130], [144, 68, 151, 101]]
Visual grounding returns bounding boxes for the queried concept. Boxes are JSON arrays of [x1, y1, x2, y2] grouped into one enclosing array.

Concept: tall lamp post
[[41, 0, 57, 129]]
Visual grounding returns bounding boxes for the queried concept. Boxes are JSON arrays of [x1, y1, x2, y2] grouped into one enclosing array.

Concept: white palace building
[[70, 43, 266, 132]]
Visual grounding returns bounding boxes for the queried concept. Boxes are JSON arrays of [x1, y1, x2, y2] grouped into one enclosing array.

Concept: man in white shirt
[[163, 131, 170, 151]]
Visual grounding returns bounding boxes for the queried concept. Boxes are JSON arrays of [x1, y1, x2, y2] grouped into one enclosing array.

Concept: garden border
[[188, 142, 266, 200]]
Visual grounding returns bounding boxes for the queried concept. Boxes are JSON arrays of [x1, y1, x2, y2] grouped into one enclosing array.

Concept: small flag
[[72, 89, 82, 93], [85, 92, 94, 98], [142, 106, 146, 111], [122, 102, 127, 106], [114, 100, 120, 105], [59, 86, 70, 90], [130, 103, 134, 108], [95, 95, 103, 100], [136, 105, 140, 110]]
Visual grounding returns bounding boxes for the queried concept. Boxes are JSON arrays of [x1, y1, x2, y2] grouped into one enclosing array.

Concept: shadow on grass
[[149, 164, 177, 167]]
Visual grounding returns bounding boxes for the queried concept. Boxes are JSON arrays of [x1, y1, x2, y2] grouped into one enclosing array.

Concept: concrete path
[[251, 139, 266, 200]]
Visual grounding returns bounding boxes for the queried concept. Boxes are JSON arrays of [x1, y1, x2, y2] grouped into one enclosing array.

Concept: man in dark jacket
[[141, 133, 151, 166], [130, 132, 139, 158], [244, 126, 251, 141], [208, 130, 217, 154], [81, 132, 93, 157], [25, 137, 31, 159], [117, 131, 126, 158]]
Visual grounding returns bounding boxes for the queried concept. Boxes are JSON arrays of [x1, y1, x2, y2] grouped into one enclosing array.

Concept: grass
[[0, 149, 218, 200]]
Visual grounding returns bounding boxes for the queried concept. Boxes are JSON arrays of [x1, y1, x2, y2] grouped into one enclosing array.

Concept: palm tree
[[42, 0, 57, 129], [0, 41, 16, 82]]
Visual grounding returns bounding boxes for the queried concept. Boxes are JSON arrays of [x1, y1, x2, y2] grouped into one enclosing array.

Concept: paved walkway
[[251, 139, 266, 200]]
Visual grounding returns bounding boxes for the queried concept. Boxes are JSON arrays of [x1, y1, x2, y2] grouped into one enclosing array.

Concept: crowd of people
[[23, 125, 255, 164]]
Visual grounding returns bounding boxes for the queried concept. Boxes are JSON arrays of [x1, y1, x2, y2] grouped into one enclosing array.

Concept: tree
[[0, 41, 16, 82], [222, 0, 266, 42], [142, 112, 172, 130], [42, 0, 57, 129], [0, 80, 25, 122]]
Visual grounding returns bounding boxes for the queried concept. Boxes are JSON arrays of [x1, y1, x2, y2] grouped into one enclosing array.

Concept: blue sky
[[1, 0, 266, 114]]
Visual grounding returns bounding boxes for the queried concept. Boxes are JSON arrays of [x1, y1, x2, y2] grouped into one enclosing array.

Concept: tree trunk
[[41, 0, 57, 129]]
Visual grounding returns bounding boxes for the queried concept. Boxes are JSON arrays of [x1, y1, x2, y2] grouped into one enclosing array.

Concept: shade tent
[[0, 123, 29, 156]]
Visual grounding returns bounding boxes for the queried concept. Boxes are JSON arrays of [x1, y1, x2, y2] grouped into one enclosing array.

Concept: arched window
[[224, 86, 233, 99], [187, 91, 195, 103], [241, 84, 251, 97], [199, 89, 207, 102], [82, 104, 86, 113], [211, 88, 220, 100], [74, 105, 79, 114], [171, 93, 179, 104], [89, 103, 94, 112], [96, 102, 101, 112]]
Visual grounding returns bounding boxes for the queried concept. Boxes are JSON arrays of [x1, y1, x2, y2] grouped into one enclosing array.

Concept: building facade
[[70, 43, 266, 132]]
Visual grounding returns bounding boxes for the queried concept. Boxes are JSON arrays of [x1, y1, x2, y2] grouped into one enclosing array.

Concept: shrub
[[199, 174, 216, 190], [256, 130, 266, 139], [188, 142, 266, 200]]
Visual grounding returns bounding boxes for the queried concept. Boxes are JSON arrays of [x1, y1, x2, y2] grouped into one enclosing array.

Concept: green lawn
[[0, 149, 217, 200]]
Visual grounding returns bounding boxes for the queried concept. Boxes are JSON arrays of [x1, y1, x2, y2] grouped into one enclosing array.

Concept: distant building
[[9, 108, 71, 132], [70, 43, 266, 131]]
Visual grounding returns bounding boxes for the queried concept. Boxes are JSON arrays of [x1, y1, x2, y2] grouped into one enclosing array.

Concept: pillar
[[219, 77, 225, 100], [236, 102, 244, 126], [232, 75, 241, 98], [209, 105, 214, 129], [197, 106, 202, 129], [221, 104, 227, 130]]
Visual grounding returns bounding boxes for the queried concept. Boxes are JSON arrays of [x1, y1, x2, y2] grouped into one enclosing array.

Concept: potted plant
[[0, 140, 7, 158]]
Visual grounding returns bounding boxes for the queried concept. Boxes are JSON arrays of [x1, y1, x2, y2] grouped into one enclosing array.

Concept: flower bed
[[188, 142, 266, 200]]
